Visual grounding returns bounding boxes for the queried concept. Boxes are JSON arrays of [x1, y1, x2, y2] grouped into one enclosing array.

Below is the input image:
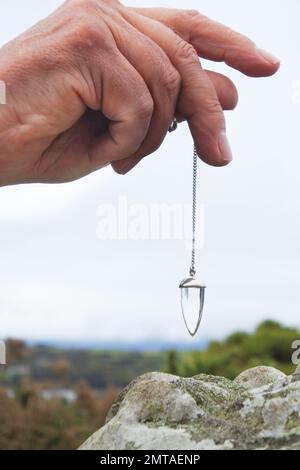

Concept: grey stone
[[79, 367, 300, 450], [234, 366, 286, 390]]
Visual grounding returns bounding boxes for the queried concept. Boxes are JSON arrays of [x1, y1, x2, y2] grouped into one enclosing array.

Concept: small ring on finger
[[168, 117, 178, 133]]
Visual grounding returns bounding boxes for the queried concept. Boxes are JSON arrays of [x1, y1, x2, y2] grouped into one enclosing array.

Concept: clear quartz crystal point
[[179, 276, 206, 336]]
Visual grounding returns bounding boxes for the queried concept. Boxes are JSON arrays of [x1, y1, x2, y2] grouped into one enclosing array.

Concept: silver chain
[[189, 144, 198, 277]]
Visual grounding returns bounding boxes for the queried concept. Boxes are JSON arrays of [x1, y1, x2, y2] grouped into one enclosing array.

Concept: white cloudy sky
[[0, 0, 299, 344]]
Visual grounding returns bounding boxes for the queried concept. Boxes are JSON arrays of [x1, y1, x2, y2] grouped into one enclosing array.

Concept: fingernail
[[256, 48, 280, 66], [218, 131, 232, 164]]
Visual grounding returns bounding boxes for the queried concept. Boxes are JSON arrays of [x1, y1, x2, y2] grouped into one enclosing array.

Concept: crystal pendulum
[[179, 145, 206, 336]]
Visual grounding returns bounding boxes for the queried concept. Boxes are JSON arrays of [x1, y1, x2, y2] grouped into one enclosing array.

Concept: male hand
[[0, 0, 279, 186]]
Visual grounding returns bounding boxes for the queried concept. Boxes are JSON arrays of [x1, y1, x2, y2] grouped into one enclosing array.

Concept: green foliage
[[168, 320, 300, 379], [0, 381, 118, 450], [164, 350, 179, 375]]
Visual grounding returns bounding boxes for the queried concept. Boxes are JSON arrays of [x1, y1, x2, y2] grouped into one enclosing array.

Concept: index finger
[[131, 8, 280, 77]]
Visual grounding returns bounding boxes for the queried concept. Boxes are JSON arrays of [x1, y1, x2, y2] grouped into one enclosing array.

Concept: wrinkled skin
[[0, 0, 279, 186]]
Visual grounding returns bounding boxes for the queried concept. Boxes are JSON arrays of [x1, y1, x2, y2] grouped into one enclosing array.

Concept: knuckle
[[183, 9, 201, 21], [135, 95, 154, 121], [176, 39, 198, 63], [48, 1, 114, 61], [203, 97, 223, 116], [224, 27, 254, 48], [68, 0, 97, 10], [160, 65, 181, 96], [70, 21, 103, 51]]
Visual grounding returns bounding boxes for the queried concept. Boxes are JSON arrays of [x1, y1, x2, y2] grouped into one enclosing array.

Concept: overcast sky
[[0, 0, 299, 344]]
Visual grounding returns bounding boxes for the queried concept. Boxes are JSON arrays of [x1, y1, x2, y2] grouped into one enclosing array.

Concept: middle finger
[[122, 9, 233, 167]]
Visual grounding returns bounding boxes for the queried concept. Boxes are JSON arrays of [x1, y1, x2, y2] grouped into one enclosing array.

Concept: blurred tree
[[166, 320, 300, 379], [16, 379, 37, 408], [76, 380, 96, 416], [165, 350, 179, 375], [51, 359, 71, 382], [6, 339, 27, 363], [0, 380, 118, 450]]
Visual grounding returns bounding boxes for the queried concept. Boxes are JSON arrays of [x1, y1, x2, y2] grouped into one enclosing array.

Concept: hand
[[0, 0, 279, 186]]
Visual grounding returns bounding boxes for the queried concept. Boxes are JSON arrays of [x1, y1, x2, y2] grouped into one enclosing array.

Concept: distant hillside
[[165, 320, 300, 379], [27, 338, 208, 352], [1, 340, 167, 390]]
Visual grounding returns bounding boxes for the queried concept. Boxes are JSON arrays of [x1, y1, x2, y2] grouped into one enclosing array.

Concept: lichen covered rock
[[79, 366, 300, 450]]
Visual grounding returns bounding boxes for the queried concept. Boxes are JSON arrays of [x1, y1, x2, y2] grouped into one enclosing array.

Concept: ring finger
[[110, 20, 181, 174]]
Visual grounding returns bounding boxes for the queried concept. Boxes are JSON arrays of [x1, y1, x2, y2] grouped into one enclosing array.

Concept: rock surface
[[79, 366, 300, 450]]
